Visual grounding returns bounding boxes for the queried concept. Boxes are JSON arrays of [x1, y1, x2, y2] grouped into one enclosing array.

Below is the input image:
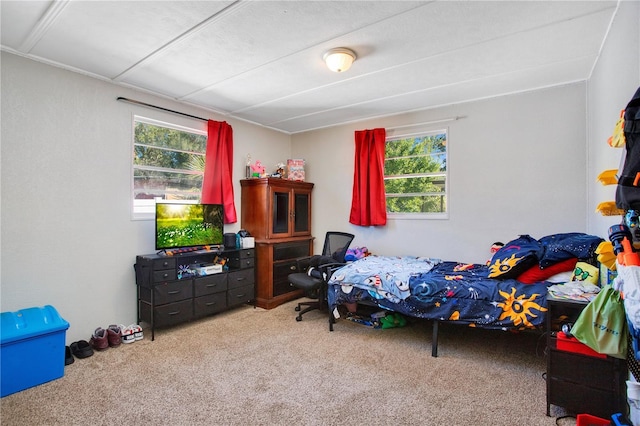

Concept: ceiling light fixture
[[323, 47, 356, 73]]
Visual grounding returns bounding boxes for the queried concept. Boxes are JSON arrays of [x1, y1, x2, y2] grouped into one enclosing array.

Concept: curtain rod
[[116, 97, 208, 122], [386, 116, 465, 131]]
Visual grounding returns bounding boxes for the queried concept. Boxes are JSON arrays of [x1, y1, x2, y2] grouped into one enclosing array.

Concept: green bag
[[571, 284, 628, 359]]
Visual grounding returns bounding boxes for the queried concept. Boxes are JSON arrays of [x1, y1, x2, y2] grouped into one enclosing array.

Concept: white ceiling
[[1, 1, 619, 134]]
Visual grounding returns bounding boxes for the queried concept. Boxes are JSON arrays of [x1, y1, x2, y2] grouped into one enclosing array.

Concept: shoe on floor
[[129, 324, 144, 341], [107, 324, 122, 347], [65, 345, 74, 365], [70, 340, 94, 359], [89, 327, 109, 351], [120, 324, 135, 344]]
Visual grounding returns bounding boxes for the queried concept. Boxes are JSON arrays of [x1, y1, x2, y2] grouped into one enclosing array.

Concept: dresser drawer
[[227, 250, 255, 269], [549, 350, 617, 391], [548, 377, 617, 419], [140, 299, 193, 327], [153, 258, 176, 271], [227, 284, 254, 306], [149, 299, 193, 327], [228, 268, 255, 289], [154, 281, 193, 305], [194, 293, 227, 316], [194, 274, 227, 297], [153, 269, 177, 283]]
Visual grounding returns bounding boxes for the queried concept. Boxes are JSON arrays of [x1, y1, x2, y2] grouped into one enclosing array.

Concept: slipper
[[65, 345, 75, 365], [70, 340, 94, 359]]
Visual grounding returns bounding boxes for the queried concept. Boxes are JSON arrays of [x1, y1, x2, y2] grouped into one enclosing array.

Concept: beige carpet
[[1, 300, 575, 425]]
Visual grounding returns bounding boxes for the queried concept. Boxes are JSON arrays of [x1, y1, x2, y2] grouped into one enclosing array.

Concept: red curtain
[[201, 120, 237, 224], [349, 128, 387, 226]]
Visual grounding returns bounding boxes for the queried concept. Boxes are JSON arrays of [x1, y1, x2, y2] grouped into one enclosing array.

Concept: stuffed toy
[[380, 312, 407, 329], [345, 247, 371, 261], [250, 160, 265, 177]]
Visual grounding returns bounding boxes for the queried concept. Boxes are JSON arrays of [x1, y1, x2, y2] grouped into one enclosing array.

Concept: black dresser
[[135, 248, 255, 340]]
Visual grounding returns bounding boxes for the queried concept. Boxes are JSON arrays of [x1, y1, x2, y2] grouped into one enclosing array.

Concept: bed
[[326, 233, 604, 357]]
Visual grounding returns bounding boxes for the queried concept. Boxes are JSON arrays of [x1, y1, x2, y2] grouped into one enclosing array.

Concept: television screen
[[155, 202, 224, 251]]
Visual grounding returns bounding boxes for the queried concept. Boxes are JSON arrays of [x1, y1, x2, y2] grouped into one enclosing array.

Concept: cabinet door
[[292, 191, 310, 235], [271, 189, 290, 236]]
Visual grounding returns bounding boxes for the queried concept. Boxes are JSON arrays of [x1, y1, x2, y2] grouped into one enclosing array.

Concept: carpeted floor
[[0, 300, 576, 425]]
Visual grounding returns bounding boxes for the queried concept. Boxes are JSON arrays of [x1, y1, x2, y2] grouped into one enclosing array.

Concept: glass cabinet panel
[[272, 191, 289, 234], [294, 193, 309, 233]]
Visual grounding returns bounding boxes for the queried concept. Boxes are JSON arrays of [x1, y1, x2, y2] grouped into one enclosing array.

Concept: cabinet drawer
[[241, 249, 255, 258], [549, 349, 617, 391], [150, 299, 193, 327], [227, 250, 255, 269], [274, 260, 299, 279], [194, 274, 227, 297], [228, 268, 255, 289], [548, 377, 617, 418], [154, 281, 193, 305], [227, 284, 254, 306], [153, 269, 177, 283], [273, 242, 310, 261], [194, 293, 227, 316], [153, 258, 176, 271]]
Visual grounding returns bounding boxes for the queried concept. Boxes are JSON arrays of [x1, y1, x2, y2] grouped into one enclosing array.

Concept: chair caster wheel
[[296, 316, 302, 322], [295, 306, 301, 312]]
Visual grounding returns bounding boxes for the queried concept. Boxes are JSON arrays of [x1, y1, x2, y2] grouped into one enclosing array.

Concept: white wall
[[0, 52, 291, 343], [587, 0, 640, 238], [292, 84, 588, 264]]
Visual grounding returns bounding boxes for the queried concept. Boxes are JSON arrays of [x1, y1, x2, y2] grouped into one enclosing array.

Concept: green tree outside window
[[385, 131, 447, 214]]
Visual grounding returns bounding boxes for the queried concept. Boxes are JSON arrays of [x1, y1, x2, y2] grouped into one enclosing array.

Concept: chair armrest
[[294, 255, 316, 273]]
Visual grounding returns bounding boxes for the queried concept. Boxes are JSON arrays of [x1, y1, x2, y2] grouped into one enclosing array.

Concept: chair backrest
[[322, 232, 355, 263]]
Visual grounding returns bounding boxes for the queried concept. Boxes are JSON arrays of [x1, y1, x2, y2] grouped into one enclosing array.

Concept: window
[[384, 129, 447, 218], [132, 116, 207, 219]]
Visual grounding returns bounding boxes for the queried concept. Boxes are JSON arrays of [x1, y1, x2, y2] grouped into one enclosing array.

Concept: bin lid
[[1, 305, 69, 344]]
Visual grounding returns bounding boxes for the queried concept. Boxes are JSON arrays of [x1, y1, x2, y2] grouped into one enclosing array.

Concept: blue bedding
[[327, 256, 549, 329]]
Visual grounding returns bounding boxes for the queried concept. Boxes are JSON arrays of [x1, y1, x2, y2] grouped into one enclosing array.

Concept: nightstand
[[546, 295, 627, 418]]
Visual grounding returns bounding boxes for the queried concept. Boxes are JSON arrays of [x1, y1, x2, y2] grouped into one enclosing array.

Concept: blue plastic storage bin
[[1, 305, 69, 397]]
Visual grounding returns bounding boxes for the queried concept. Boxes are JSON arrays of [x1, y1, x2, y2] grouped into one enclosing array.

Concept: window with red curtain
[[201, 120, 237, 224], [349, 128, 387, 226]]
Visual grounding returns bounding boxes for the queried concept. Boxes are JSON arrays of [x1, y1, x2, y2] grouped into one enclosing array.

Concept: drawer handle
[[206, 284, 216, 288], [168, 290, 180, 295], [205, 302, 217, 306], [235, 277, 245, 281], [290, 265, 297, 271], [163, 273, 169, 278], [168, 310, 181, 316], [235, 293, 246, 298], [163, 262, 169, 267]]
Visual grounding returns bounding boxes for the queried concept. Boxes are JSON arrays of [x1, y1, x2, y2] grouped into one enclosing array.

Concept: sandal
[[70, 340, 94, 359]]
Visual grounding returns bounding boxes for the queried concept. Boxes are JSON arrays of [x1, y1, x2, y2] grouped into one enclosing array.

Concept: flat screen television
[[155, 202, 224, 251]]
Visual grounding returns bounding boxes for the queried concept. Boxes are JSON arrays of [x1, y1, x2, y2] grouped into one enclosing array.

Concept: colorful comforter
[[327, 256, 549, 329]]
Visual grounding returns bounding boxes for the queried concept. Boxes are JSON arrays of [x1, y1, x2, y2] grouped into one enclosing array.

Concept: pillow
[[570, 261, 599, 285], [546, 271, 575, 284], [487, 235, 542, 279], [517, 257, 578, 284], [538, 233, 604, 268]]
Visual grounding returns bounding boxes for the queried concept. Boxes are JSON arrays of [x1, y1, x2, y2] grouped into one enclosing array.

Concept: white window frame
[[131, 115, 207, 220], [384, 127, 449, 220]]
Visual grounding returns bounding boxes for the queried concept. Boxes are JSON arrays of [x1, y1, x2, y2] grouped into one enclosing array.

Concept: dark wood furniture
[[240, 178, 314, 309], [135, 248, 255, 340], [546, 295, 627, 418]]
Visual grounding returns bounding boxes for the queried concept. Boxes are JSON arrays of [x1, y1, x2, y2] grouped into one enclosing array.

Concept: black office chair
[[288, 231, 355, 322]]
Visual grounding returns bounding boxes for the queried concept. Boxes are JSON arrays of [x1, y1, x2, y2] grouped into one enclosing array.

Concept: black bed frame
[[329, 313, 442, 357]]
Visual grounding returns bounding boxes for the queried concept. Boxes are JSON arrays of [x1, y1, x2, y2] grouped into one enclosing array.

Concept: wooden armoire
[[240, 178, 314, 309]]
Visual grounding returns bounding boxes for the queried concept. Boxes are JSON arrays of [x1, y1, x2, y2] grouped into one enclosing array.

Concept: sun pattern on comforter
[[327, 256, 549, 329]]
